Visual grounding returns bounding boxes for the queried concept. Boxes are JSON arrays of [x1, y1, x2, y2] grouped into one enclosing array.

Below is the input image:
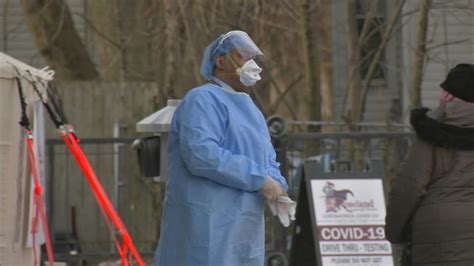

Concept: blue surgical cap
[[200, 30, 263, 81]]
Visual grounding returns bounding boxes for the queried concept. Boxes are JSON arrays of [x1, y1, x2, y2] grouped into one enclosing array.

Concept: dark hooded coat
[[385, 102, 474, 265]]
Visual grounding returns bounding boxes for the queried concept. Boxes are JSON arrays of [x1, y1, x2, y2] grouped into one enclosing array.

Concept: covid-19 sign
[[311, 179, 393, 266]]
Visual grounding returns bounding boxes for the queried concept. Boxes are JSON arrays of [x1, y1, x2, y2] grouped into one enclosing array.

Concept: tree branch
[[72, 11, 122, 49], [427, 38, 470, 51], [264, 65, 300, 120], [271, 74, 303, 113]]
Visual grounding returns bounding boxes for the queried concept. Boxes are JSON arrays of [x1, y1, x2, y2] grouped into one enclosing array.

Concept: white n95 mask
[[236, 59, 262, 86]]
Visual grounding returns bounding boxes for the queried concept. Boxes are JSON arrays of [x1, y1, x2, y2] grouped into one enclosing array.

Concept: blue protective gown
[[155, 82, 288, 266]]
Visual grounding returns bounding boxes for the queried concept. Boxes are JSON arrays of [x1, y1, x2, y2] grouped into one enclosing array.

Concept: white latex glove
[[261, 177, 285, 201], [268, 200, 278, 216], [277, 196, 296, 227], [267, 196, 297, 227]]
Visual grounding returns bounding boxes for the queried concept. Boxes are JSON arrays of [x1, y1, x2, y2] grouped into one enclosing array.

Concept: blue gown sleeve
[[267, 146, 288, 191], [177, 91, 267, 192]]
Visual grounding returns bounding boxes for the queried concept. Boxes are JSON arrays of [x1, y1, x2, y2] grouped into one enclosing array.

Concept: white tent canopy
[[0, 52, 53, 265]]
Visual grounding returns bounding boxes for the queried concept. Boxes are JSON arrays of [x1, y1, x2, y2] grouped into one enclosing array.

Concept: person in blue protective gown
[[154, 30, 289, 266]]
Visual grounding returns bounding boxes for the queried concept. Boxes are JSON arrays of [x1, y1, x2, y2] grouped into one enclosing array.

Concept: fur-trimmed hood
[[410, 104, 474, 150]]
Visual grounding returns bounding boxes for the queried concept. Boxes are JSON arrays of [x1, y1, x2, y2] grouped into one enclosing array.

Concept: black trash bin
[[132, 136, 160, 177]]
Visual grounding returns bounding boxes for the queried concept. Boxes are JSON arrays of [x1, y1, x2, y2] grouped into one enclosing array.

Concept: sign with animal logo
[[311, 179, 393, 266]]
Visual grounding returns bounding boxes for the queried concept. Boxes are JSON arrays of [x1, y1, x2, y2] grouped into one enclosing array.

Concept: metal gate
[[46, 131, 413, 265]]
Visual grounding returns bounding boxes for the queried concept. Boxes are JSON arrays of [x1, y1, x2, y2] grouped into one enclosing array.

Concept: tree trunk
[[344, 0, 362, 126], [316, 0, 335, 133], [116, 0, 156, 81], [344, 0, 368, 170], [410, 0, 430, 109], [86, 0, 123, 81], [301, 0, 321, 125], [177, 0, 203, 85], [20, 0, 98, 80], [162, 0, 185, 98]]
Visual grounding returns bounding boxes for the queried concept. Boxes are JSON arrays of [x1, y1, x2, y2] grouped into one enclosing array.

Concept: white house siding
[[402, 0, 474, 112]]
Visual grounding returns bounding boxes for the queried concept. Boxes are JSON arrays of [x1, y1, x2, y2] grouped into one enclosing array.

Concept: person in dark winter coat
[[385, 63, 474, 265]]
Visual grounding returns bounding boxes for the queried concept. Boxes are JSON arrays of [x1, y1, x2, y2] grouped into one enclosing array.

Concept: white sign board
[[311, 179, 393, 266]]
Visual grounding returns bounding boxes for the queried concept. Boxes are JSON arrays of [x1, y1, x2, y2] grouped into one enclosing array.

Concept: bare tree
[[344, 0, 406, 125], [177, 0, 205, 85], [21, 0, 98, 80], [359, 0, 406, 118], [86, 0, 159, 82], [342, 0, 406, 170], [301, 0, 321, 125], [344, 0, 363, 126], [85, 0, 123, 81], [410, 0, 431, 109], [316, 0, 335, 133]]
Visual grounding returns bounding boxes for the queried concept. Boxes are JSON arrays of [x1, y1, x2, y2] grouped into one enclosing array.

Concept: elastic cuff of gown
[[252, 174, 267, 191], [268, 170, 288, 191], [272, 176, 288, 191]]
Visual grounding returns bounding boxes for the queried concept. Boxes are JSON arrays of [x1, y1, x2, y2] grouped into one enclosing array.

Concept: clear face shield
[[213, 31, 264, 63], [216, 31, 264, 86], [200, 30, 265, 83]]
